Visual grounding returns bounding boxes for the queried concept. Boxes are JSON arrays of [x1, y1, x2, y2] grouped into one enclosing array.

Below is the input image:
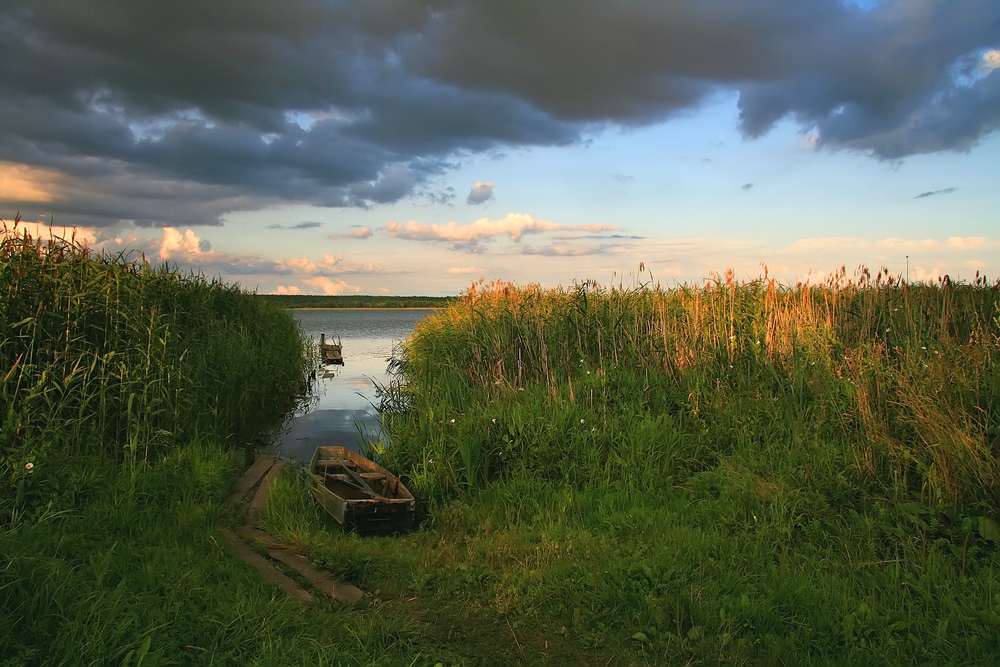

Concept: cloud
[[447, 266, 484, 275], [384, 212, 617, 249], [521, 243, 612, 257], [267, 221, 323, 229], [741, 183, 754, 191], [302, 276, 359, 295], [425, 186, 457, 206], [982, 49, 1000, 73], [620, 232, 996, 288], [790, 237, 868, 250], [913, 187, 957, 199], [336, 225, 373, 239], [275, 252, 386, 275], [1, 218, 99, 246], [1, 0, 999, 229], [0, 162, 61, 203], [467, 181, 496, 205], [874, 236, 991, 251], [159, 227, 211, 260]]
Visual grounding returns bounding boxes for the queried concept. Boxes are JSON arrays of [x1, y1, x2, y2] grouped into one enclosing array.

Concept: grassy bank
[[287, 271, 998, 664], [1, 215, 346, 664], [7, 213, 1000, 666], [0, 215, 537, 666]]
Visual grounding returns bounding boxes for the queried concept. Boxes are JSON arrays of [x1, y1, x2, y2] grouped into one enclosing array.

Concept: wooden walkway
[[219, 453, 365, 603]]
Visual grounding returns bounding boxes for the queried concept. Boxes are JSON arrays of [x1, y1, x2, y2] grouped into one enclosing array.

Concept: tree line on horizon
[[255, 293, 454, 309]]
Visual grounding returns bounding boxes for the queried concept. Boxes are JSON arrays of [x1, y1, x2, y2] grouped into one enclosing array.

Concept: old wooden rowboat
[[308, 446, 414, 534]]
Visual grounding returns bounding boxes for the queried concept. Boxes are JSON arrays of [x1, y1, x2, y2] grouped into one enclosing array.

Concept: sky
[[1, 0, 998, 296]]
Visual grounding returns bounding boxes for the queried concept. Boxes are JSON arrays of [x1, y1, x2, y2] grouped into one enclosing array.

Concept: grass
[[345, 271, 1000, 664], [0, 213, 591, 666], [5, 209, 1000, 665], [1, 442, 444, 666], [0, 213, 400, 665]]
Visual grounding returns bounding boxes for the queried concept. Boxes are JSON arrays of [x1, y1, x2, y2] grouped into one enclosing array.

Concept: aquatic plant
[[382, 269, 1000, 508], [1, 212, 310, 526]]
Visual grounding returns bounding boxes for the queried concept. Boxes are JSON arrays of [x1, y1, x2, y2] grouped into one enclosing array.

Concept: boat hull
[[308, 446, 414, 534]]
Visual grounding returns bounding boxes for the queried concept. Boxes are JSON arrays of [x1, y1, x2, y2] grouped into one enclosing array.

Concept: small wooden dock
[[320, 333, 344, 365]]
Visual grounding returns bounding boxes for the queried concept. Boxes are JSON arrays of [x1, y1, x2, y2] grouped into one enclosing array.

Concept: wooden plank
[[218, 528, 312, 604], [267, 548, 365, 602], [224, 453, 277, 508], [325, 470, 378, 498], [247, 458, 286, 521]]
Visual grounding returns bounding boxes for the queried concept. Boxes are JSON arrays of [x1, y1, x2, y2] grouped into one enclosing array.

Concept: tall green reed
[[381, 269, 1000, 508], [1, 213, 311, 526]]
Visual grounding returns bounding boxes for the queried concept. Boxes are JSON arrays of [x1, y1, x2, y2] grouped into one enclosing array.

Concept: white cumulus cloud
[[384, 212, 616, 248], [159, 227, 211, 260], [303, 276, 359, 295]]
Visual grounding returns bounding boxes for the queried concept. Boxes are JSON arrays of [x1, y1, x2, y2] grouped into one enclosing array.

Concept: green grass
[[351, 273, 1000, 664], [1, 214, 395, 665], [1, 214, 311, 495], [1, 443, 444, 666], [6, 211, 1000, 665]]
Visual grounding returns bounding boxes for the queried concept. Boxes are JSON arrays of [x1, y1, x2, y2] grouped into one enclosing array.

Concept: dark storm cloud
[[1, 0, 998, 227]]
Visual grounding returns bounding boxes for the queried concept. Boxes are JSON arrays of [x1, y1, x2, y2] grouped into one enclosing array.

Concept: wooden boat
[[320, 333, 344, 365], [308, 446, 415, 534]]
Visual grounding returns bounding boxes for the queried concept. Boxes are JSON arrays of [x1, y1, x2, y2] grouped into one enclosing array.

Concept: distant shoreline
[[255, 294, 454, 309], [287, 306, 444, 311]]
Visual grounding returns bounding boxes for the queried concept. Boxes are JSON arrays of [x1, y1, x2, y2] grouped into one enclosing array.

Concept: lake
[[272, 308, 437, 463]]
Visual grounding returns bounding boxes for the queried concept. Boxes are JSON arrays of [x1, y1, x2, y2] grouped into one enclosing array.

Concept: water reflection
[[273, 309, 434, 463]]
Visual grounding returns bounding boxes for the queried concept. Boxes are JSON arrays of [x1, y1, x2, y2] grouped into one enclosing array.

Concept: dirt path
[[219, 453, 365, 603]]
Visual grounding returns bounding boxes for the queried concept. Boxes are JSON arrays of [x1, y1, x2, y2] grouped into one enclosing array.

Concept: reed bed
[[383, 271, 1000, 508], [345, 268, 1000, 663], [1, 212, 310, 526], [4, 213, 470, 665]]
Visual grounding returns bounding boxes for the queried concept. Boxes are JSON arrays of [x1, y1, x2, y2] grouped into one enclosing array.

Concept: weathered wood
[[247, 458, 286, 521], [325, 472, 378, 498], [224, 453, 277, 508], [220, 451, 375, 604], [267, 548, 365, 602], [308, 446, 415, 534], [218, 528, 312, 604], [321, 333, 345, 365]]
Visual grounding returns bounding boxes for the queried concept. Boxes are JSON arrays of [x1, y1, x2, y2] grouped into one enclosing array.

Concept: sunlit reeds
[[381, 268, 1000, 508]]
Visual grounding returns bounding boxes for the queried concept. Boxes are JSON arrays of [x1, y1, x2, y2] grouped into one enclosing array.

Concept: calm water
[[272, 309, 436, 463]]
